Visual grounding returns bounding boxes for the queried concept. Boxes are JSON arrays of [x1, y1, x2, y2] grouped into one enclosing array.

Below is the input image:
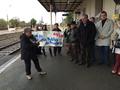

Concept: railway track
[[0, 42, 20, 57], [0, 32, 22, 41], [0, 32, 22, 58]]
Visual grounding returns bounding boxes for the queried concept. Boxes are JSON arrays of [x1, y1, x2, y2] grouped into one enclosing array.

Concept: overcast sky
[[0, 0, 64, 24]]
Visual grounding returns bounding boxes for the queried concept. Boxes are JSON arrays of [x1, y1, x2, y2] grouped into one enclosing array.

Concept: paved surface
[[0, 50, 120, 90], [0, 51, 20, 66], [0, 29, 23, 35]]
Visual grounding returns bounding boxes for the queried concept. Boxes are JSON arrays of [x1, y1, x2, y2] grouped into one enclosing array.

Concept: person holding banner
[[52, 23, 62, 56], [41, 25, 47, 56], [36, 24, 42, 55], [42, 24, 53, 57], [20, 28, 47, 80]]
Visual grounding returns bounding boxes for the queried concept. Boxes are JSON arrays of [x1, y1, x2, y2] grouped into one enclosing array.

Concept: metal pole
[[50, 4, 52, 31], [73, 11, 76, 21], [7, 14, 9, 31], [115, 3, 117, 14], [55, 12, 57, 23]]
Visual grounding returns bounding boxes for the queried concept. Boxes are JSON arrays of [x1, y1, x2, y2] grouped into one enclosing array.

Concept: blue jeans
[[98, 46, 109, 64]]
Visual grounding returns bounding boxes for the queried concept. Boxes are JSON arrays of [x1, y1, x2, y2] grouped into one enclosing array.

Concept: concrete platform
[[0, 53, 120, 90]]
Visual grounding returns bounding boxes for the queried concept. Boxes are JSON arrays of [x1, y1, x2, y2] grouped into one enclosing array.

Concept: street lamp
[[7, 14, 9, 31], [7, 4, 12, 31]]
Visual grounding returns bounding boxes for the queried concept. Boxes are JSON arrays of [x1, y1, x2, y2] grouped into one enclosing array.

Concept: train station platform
[[0, 51, 120, 90]]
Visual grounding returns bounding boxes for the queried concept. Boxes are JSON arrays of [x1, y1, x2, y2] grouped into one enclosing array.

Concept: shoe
[[39, 71, 47, 75], [86, 64, 91, 68], [70, 59, 74, 62], [59, 53, 62, 56], [26, 75, 32, 80], [44, 54, 47, 57], [98, 62, 104, 65], [75, 61, 79, 64], [78, 62, 85, 66], [107, 63, 111, 67], [112, 70, 116, 74], [117, 72, 120, 76]]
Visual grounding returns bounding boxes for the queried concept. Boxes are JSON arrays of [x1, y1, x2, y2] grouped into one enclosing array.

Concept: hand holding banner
[[32, 31, 64, 47]]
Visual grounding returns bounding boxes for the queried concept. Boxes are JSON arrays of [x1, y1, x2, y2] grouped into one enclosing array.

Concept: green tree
[[9, 18, 20, 28], [64, 12, 73, 24], [26, 22, 31, 27], [19, 21, 26, 28], [0, 19, 7, 28], [30, 18, 37, 28]]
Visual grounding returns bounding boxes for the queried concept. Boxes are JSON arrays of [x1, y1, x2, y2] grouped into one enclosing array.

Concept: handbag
[[115, 39, 120, 48]]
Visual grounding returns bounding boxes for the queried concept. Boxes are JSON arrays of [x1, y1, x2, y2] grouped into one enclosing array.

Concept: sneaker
[[26, 75, 32, 80], [74, 61, 79, 64], [39, 71, 47, 75], [86, 64, 91, 68], [59, 53, 62, 56], [117, 72, 120, 76], [70, 59, 74, 62], [112, 70, 116, 74], [78, 62, 85, 66]]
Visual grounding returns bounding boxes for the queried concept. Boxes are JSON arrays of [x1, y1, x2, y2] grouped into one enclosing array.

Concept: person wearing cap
[[52, 23, 62, 56], [90, 17, 96, 23], [69, 21, 79, 64], [78, 14, 96, 68], [20, 28, 47, 80]]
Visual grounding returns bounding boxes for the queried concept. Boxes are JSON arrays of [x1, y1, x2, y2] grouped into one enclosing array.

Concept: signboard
[[32, 31, 64, 47], [62, 14, 69, 16]]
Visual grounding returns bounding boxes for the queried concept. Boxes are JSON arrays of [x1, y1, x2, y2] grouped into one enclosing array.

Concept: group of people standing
[[20, 10, 120, 80], [64, 10, 120, 76], [64, 14, 97, 68], [36, 23, 62, 57]]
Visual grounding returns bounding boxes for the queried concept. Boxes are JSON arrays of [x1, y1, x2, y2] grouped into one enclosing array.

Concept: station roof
[[38, 0, 83, 12]]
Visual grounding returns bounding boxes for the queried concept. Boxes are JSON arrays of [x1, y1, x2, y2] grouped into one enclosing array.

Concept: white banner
[[32, 31, 64, 47]]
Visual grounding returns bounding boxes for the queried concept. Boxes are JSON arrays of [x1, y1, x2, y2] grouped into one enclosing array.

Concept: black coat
[[69, 27, 79, 43], [78, 20, 96, 47], [20, 34, 38, 60]]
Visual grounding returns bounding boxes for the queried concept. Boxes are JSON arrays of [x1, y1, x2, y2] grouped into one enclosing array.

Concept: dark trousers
[[53, 47, 62, 56], [24, 56, 42, 75], [37, 47, 42, 55], [41, 47, 53, 57], [113, 54, 120, 72], [98, 46, 109, 64], [70, 43, 79, 61], [49, 47, 53, 56], [80, 44, 91, 65], [41, 47, 46, 56], [91, 44, 96, 63]]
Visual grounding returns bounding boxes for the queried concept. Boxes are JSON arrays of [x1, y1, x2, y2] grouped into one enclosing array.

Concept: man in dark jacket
[[78, 14, 96, 68], [20, 28, 47, 80], [52, 23, 62, 56]]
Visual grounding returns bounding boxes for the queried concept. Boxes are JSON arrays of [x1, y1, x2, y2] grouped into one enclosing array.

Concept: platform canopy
[[38, 0, 83, 12]]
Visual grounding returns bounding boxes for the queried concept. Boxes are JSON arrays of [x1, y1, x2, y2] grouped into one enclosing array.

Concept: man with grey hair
[[78, 14, 96, 68]]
